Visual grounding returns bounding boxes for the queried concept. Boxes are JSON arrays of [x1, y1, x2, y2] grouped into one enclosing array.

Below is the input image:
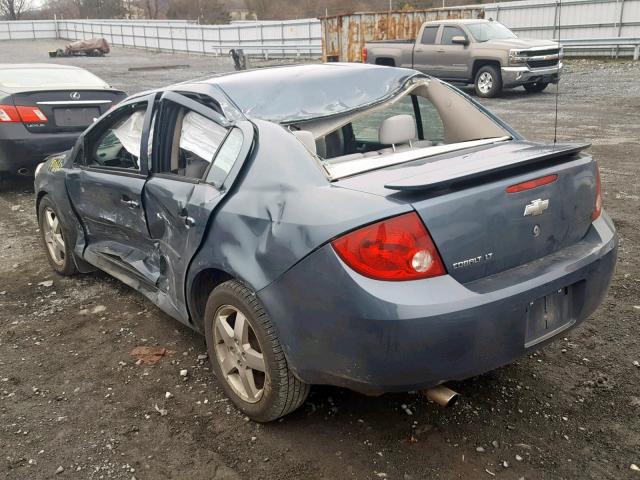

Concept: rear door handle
[[436, 49, 445, 53], [178, 208, 196, 228], [120, 196, 139, 209]]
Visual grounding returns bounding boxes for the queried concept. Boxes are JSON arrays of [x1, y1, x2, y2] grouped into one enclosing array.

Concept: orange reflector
[[506, 174, 558, 193]]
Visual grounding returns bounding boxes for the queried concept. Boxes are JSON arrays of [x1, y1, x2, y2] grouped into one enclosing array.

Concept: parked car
[[0, 64, 126, 185], [34, 64, 616, 422], [363, 19, 562, 97]]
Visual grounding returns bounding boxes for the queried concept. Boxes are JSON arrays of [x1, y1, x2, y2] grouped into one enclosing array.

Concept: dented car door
[[143, 91, 253, 321], [65, 94, 158, 284]]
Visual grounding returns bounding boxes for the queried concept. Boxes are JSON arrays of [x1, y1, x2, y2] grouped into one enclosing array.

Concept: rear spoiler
[[384, 142, 590, 192]]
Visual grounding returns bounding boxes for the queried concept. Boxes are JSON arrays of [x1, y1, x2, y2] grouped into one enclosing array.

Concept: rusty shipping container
[[321, 7, 485, 63]]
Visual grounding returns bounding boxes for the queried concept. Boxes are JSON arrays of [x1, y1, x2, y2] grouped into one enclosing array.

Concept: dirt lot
[[0, 41, 639, 480]]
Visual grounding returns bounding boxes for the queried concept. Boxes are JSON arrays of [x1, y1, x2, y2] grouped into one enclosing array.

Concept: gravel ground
[[0, 41, 639, 480]]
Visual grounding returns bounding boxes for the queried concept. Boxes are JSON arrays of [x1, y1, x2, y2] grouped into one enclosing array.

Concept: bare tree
[[167, 0, 229, 24], [0, 0, 30, 19], [142, 0, 160, 18]]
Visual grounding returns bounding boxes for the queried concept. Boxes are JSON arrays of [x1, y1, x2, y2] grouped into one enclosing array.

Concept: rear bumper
[[0, 124, 79, 175], [501, 62, 563, 88], [258, 213, 617, 394]]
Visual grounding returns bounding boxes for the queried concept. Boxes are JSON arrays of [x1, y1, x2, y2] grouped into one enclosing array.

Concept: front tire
[[204, 280, 310, 422], [474, 65, 502, 98], [524, 82, 549, 93], [38, 196, 80, 276]]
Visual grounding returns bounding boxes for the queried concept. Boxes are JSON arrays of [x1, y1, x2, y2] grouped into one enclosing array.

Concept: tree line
[[1, 0, 487, 22]]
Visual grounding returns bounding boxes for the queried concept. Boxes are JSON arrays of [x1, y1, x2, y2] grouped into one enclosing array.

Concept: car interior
[[289, 79, 511, 171]]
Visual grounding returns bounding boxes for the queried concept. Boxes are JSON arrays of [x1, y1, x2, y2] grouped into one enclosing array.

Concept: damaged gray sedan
[[34, 64, 617, 421]]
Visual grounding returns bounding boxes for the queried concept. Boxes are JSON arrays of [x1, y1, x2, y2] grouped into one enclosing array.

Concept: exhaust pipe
[[17, 168, 30, 176], [422, 385, 459, 407]]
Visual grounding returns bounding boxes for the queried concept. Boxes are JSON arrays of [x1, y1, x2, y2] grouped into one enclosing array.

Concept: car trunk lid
[[334, 140, 597, 283], [11, 89, 125, 133]]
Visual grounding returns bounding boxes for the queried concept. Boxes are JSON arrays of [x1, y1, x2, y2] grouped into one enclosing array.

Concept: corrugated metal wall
[[321, 7, 485, 62], [484, 0, 640, 40]]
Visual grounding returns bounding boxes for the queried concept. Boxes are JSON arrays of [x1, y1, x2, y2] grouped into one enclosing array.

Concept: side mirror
[[451, 36, 469, 46]]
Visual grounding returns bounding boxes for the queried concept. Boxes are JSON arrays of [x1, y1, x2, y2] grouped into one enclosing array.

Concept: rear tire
[[474, 65, 502, 98], [524, 82, 549, 93], [204, 280, 310, 422], [38, 195, 80, 276]]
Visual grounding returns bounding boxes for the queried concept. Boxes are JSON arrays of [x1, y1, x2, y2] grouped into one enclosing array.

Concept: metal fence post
[[615, 0, 626, 57]]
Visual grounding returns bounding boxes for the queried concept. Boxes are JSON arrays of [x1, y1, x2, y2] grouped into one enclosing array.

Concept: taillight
[[0, 104, 20, 122], [16, 106, 48, 123], [362, 47, 368, 63], [592, 164, 602, 221], [331, 212, 446, 281], [0, 104, 48, 123]]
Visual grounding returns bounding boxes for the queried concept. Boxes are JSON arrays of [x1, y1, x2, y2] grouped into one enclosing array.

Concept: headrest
[[292, 130, 316, 155], [378, 114, 416, 146]]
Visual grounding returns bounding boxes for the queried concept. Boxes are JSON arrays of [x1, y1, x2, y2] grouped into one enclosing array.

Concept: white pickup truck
[[363, 19, 563, 98]]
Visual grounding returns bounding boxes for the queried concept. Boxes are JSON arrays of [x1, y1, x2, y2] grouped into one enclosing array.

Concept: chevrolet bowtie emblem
[[523, 198, 549, 217]]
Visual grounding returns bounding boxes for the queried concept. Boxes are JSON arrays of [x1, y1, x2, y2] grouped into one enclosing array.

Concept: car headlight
[[508, 49, 527, 65]]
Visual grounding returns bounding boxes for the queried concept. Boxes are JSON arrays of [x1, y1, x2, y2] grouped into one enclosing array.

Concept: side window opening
[[420, 26, 439, 45], [416, 97, 445, 144], [155, 102, 242, 184], [86, 103, 146, 171], [173, 110, 226, 179], [441, 26, 466, 45]]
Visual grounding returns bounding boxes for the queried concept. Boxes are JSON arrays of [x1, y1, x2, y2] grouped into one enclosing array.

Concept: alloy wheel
[[213, 305, 266, 403], [478, 72, 494, 94], [42, 207, 65, 267]]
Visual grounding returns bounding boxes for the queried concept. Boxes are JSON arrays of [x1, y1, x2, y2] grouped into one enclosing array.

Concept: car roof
[[0, 64, 110, 94], [197, 63, 424, 123], [424, 19, 490, 25]]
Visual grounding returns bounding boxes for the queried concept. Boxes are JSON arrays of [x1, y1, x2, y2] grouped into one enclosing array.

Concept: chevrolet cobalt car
[[34, 64, 617, 421], [0, 64, 125, 185]]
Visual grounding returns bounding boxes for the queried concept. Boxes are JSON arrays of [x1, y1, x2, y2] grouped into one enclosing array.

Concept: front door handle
[[436, 49, 445, 53], [120, 196, 139, 209], [178, 208, 196, 228]]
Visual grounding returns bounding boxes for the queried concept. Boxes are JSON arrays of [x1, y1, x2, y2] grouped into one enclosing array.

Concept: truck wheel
[[474, 65, 502, 98], [204, 280, 310, 422], [524, 82, 549, 93], [38, 195, 80, 276]]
